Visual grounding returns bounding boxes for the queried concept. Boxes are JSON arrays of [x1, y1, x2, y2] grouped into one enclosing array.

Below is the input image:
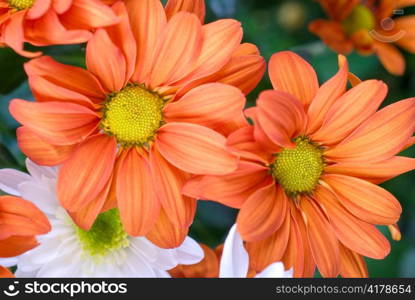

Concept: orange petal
[[325, 98, 415, 162], [237, 184, 287, 242], [169, 244, 219, 278], [28, 76, 97, 109], [116, 148, 160, 236], [165, 0, 205, 23], [308, 20, 353, 54], [9, 99, 99, 146], [212, 51, 266, 95], [315, 186, 391, 259], [325, 156, 415, 184], [104, 1, 137, 82], [180, 19, 242, 83], [16, 126, 75, 166], [156, 122, 238, 175], [301, 198, 340, 278], [244, 107, 281, 153], [323, 174, 402, 225], [268, 51, 319, 106], [148, 12, 202, 87], [316, 0, 359, 21], [307, 55, 348, 134], [58, 135, 117, 212], [53, 0, 72, 14], [232, 43, 260, 56], [226, 126, 273, 164], [281, 211, 304, 277], [388, 223, 402, 241], [150, 146, 195, 228], [0, 195, 51, 239], [256, 90, 307, 148], [0, 236, 38, 257], [245, 214, 291, 272], [339, 244, 368, 278], [164, 83, 247, 136], [373, 42, 405, 76], [183, 161, 270, 209], [0, 266, 14, 278], [26, 0, 51, 19], [146, 208, 189, 248], [24, 56, 105, 99], [311, 80, 387, 145], [290, 205, 316, 277], [3, 11, 41, 57], [59, 0, 119, 29], [68, 174, 113, 231], [24, 10, 91, 47], [86, 29, 127, 92], [395, 16, 415, 53], [126, 0, 167, 83]]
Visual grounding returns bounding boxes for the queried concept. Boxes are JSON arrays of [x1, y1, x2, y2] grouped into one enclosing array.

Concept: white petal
[[130, 238, 177, 270], [0, 169, 30, 195], [18, 180, 58, 215], [0, 257, 18, 267], [255, 262, 293, 278], [219, 224, 249, 278], [153, 269, 171, 278], [122, 249, 157, 277], [15, 268, 37, 277], [174, 237, 204, 265], [26, 159, 58, 181]]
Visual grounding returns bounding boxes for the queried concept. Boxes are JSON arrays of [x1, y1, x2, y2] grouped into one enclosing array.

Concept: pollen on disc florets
[[271, 136, 324, 197], [8, 0, 34, 10], [342, 4, 375, 35], [76, 209, 129, 258], [101, 84, 166, 147]]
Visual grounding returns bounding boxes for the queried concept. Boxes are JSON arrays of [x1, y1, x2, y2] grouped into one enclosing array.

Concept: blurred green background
[[0, 0, 414, 277]]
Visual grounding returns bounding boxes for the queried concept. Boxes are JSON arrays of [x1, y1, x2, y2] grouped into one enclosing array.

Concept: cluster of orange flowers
[[0, 0, 414, 278]]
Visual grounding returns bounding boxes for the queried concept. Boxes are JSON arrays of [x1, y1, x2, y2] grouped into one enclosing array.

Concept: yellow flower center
[[101, 84, 165, 146], [76, 209, 129, 258], [8, 0, 34, 10], [342, 4, 375, 35], [271, 137, 324, 197]]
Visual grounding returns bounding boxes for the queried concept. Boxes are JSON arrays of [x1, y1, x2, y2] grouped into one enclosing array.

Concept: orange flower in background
[[0, 195, 51, 277], [9, 0, 265, 248], [0, 0, 118, 57], [309, 0, 415, 75], [185, 51, 415, 277]]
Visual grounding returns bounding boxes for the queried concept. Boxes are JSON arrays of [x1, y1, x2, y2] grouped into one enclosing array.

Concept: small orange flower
[[9, 0, 265, 248], [0, 0, 118, 57], [309, 0, 415, 75], [0, 195, 51, 277], [184, 51, 415, 277]]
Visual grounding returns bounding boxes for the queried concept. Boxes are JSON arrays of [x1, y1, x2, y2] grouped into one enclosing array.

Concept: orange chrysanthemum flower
[[184, 51, 415, 277], [0, 0, 118, 57], [9, 0, 265, 248], [309, 0, 415, 75], [0, 195, 51, 277]]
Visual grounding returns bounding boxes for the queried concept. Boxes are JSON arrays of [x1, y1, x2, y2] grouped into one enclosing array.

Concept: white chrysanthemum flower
[[0, 159, 204, 277], [219, 225, 293, 278]]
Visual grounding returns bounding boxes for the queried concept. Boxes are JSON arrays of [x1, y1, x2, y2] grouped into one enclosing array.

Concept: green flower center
[[271, 137, 324, 197], [342, 4, 375, 35], [101, 84, 165, 146], [8, 0, 34, 10], [76, 209, 129, 257]]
